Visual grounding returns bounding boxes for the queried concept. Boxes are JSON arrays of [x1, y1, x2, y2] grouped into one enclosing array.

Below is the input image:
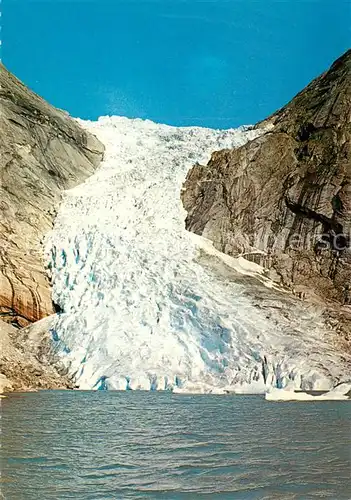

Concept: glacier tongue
[[46, 116, 348, 393]]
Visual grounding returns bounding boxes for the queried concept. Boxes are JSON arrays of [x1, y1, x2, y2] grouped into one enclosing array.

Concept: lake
[[1, 391, 350, 499]]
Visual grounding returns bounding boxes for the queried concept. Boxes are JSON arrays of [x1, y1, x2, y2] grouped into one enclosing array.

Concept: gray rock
[[0, 63, 104, 326]]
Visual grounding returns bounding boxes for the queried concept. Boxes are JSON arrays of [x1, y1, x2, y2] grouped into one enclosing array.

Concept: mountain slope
[[0, 64, 104, 327], [0, 65, 104, 392], [182, 50, 351, 345]]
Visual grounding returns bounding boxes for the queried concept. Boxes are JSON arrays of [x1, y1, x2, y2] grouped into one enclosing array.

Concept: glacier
[[45, 116, 350, 393]]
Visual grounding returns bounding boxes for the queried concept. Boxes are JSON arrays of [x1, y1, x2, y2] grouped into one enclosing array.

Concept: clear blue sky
[[3, 0, 350, 128]]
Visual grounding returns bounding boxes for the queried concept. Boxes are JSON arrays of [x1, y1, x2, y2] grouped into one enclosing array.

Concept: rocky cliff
[[182, 50, 351, 342], [0, 64, 104, 391], [0, 63, 104, 327]]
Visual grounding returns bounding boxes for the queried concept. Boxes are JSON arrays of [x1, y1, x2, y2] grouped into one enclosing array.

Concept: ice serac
[[0, 63, 104, 327], [182, 50, 351, 344], [47, 116, 350, 393]]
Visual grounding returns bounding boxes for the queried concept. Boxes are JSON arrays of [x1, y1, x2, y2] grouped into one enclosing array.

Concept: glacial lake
[[1, 391, 350, 499]]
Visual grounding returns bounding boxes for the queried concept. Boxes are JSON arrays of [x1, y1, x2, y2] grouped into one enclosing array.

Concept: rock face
[[182, 50, 351, 324], [0, 64, 104, 326]]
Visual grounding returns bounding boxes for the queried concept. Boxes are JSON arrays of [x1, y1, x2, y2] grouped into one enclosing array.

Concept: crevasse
[[45, 116, 348, 393]]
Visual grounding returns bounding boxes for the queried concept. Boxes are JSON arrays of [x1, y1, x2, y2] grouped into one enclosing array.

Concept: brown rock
[[0, 64, 104, 325]]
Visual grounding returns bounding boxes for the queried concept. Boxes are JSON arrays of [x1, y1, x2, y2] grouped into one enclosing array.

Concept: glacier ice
[[45, 116, 350, 393]]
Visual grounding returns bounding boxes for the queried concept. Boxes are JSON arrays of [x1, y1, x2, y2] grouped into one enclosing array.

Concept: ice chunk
[[265, 383, 351, 401]]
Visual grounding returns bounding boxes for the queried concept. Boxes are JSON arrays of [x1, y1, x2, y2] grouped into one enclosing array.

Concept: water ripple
[[1, 391, 350, 499]]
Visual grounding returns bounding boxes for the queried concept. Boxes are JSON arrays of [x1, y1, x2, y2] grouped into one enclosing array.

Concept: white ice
[[45, 116, 351, 393], [265, 383, 351, 401]]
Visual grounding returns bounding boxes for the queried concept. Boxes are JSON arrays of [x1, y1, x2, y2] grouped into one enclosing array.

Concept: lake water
[[1, 391, 350, 499]]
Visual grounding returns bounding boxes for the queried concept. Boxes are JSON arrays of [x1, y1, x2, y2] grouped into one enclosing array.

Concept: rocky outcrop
[[0, 317, 73, 392], [0, 63, 104, 327], [182, 50, 351, 339]]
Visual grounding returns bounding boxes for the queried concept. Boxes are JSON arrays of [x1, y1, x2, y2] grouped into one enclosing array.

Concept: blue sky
[[3, 0, 350, 128]]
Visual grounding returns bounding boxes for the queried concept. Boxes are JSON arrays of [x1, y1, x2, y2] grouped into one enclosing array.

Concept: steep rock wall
[[182, 50, 351, 325], [0, 64, 104, 326]]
